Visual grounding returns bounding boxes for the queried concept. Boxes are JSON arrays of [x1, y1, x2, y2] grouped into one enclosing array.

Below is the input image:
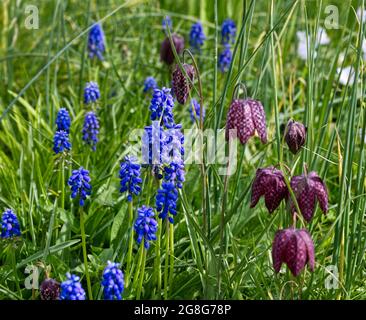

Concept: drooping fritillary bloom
[[160, 33, 185, 65], [272, 227, 315, 277], [172, 63, 195, 105], [250, 166, 288, 213], [40, 278, 60, 300], [285, 120, 306, 154], [289, 171, 328, 222], [225, 98, 267, 145]]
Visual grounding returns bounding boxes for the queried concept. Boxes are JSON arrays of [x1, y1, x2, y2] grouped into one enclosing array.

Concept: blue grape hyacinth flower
[[143, 76, 158, 93], [60, 273, 86, 300], [101, 261, 124, 300], [82, 111, 99, 151], [68, 167, 92, 206], [189, 99, 205, 123], [156, 182, 178, 223], [84, 81, 100, 104], [56, 108, 71, 132], [119, 155, 142, 202], [88, 23, 105, 60], [221, 19, 236, 45], [53, 130, 71, 154], [189, 21, 206, 53], [142, 122, 166, 166], [1, 209, 21, 239], [149, 87, 175, 128], [218, 46, 232, 73], [162, 15, 172, 34], [163, 161, 185, 189], [134, 206, 158, 249]]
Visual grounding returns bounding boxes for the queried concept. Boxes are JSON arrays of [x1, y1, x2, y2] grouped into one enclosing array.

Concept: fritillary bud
[[160, 34, 185, 65], [285, 120, 307, 154], [172, 63, 195, 105]]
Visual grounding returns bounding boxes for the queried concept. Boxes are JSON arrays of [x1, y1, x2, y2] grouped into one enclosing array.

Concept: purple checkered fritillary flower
[[285, 120, 307, 154], [160, 33, 184, 65], [225, 98, 267, 145], [172, 63, 195, 105], [272, 227, 315, 277], [250, 166, 288, 213], [289, 171, 328, 222]]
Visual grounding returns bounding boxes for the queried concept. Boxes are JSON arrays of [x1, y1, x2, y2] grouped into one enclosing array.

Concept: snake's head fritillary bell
[[250, 166, 288, 213], [225, 99, 267, 145], [285, 120, 307, 154], [160, 33, 185, 65], [289, 171, 328, 222], [272, 227, 315, 277], [172, 63, 195, 105]]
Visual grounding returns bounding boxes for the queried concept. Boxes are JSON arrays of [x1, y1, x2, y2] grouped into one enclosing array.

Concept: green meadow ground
[[0, 0, 366, 300]]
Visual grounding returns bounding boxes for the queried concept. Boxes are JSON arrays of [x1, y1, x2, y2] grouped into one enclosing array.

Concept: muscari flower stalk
[[56, 108, 71, 132], [84, 81, 100, 105], [101, 261, 124, 300], [134, 205, 158, 249], [289, 171, 328, 222], [1, 208, 21, 239], [172, 63, 195, 105], [60, 273, 86, 300], [53, 130, 71, 154], [189, 98, 205, 123], [82, 111, 99, 151], [221, 19, 236, 45], [160, 33, 185, 65], [250, 167, 288, 213], [68, 167, 92, 206], [40, 278, 60, 300], [143, 76, 158, 93], [88, 23, 105, 60], [119, 155, 142, 202], [162, 15, 172, 34], [225, 98, 267, 145], [218, 45, 232, 73], [149, 88, 175, 128], [272, 227, 315, 277], [189, 21, 206, 53], [285, 120, 307, 154]]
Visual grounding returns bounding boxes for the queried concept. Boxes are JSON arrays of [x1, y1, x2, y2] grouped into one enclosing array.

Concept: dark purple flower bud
[[272, 227, 315, 277], [225, 98, 267, 145], [40, 278, 60, 300], [172, 63, 195, 105], [250, 166, 288, 213], [289, 171, 328, 222], [160, 33, 185, 65], [285, 120, 307, 154]]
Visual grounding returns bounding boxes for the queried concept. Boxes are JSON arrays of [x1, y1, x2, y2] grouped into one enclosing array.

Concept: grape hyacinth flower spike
[[149, 87, 175, 128], [285, 120, 307, 154], [40, 278, 60, 300], [160, 33, 185, 65], [250, 167, 288, 213], [68, 167, 92, 206], [101, 261, 124, 300], [172, 63, 195, 105], [119, 155, 142, 202], [88, 23, 105, 60], [162, 15, 172, 34], [218, 45, 232, 73], [60, 273, 86, 300], [134, 206, 158, 249], [143, 76, 158, 93], [82, 111, 99, 151], [1, 208, 21, 238], [84, 81, 100, 105], [289, 171, 328, 222], [189, 99, 205, 123], [272, 228, 315, 277], [156, 182, 179, 223], [56, 108, 71, 132], [221, 19, 236, 45], [189, 21, 206, 53], [53, 130, 71, 154], [225, 98, 267, 145]]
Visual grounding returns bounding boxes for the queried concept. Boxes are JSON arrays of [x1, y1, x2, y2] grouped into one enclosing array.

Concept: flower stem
[[11, 249, 22, 298], [164, 218, 170, 299], [79, 207, 93, 300], [168, 220, 174, 290], [132, 244, 144, 291], [153, 218, 162, 298], [136, 246, 146, 299], [125, 200, 134, 288]]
